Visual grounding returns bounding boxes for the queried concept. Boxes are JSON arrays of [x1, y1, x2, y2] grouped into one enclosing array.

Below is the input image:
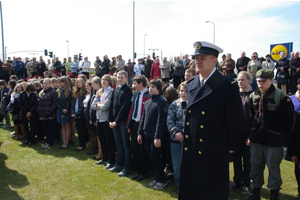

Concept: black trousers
[[144, 134, 166, 183], [173, 75, 182, 90], [97, 121, 116, 164], [22, 115, 37, 143], [42, 119, 55, 145], [76, 118, 87, 148], [233, 143, 251, 186], [82, 72, 89, 79], [130, 120, 150, 174]]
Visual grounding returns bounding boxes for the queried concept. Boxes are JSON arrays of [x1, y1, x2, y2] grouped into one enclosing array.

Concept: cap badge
[[195, 42, 202, 50]]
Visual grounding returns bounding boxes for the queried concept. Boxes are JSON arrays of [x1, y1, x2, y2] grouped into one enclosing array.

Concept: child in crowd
[[137, 78, 168, 190], [92, 75, 115, 168], [37, 78, 57, 148], [229, 71, 253, 194], [166, 82, 187, 194], [10, 83, 25, 139], [71, 78, 87, 151], [108, 70, 132, 177], [19, 83, 38, 145], [56, 76, 72, 149]]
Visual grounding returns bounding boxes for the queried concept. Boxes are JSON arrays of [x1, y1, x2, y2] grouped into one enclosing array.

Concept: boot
[[270, 189, 279, 200], [247, 188, 261, 200]]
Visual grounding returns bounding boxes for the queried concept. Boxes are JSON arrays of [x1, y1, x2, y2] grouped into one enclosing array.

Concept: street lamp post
[[205, 21, 215, 44], [66, 40, 69, 58], [144, 34, 147, 58]]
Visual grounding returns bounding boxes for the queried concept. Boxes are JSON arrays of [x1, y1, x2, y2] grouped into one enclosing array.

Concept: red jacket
[[149, 62, 161, 81]]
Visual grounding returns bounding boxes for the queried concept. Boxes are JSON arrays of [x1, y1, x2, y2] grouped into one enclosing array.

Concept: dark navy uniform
[[179, 70, 245, 200]]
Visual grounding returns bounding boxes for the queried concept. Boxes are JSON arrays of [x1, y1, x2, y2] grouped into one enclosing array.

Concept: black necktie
[[134, 92, 141, 118], [201, 79, 205, 86]]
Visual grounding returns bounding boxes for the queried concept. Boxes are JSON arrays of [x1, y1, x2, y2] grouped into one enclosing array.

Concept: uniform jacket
[[125, 90, 151, 128], [137, 94, 167, 139], [109, 84, 132, 124], [249, 85, 294, 147], [179, 71, 245, 200], [91, 87, 113, 122], [36, 87, 56, 117]]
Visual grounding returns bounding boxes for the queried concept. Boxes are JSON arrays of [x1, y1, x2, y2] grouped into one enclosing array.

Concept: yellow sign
[[271, 45, 287, 61]]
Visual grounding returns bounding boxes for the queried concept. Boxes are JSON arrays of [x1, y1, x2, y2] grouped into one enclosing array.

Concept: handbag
[[276, 72, 287, 84]]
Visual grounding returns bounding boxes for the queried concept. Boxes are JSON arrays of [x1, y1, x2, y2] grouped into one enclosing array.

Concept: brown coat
[[222, 58, 235, 75]]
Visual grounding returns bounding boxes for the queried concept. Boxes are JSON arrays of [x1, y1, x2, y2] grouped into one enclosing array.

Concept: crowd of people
[[0, 46, 300, 200]]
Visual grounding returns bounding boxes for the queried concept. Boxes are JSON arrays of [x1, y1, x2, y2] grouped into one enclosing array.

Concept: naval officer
[[178, 41, 245, 200]]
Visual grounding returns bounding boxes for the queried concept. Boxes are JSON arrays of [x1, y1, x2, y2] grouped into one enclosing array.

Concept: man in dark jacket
[[109, 70, 133, 177], [236, 51, 251, 73], [100, 55, 110, 78], [290, 51, 300, 94], [172, 56, 183, 89], [247, 69, 294, 200], [144, 55, 153, 79], [179, 41, 245, 200]]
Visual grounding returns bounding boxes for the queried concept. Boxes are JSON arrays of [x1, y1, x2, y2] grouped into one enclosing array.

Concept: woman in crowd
[[149, 58, 161, 81], [10, 83, 25, 139], [229, 71, 252, 195], [71, 78, 87, 151], [36, 78, 57, 148], [166, 82, 187, 194], [160, 57, 171, 84], [83, 80, 100, 156], [275, 51, 289, 94], [81, 57, 91, 79], [288, 78, 300, 200], [56, 76, 72, 149], [92, 75, 115, 168], [88, 77, 102, 158], [247, 53, 262, 91]]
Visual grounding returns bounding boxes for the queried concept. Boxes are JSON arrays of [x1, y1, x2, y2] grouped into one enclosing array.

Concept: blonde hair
[[13, 83, 23, 94], [237, 71, 253, 81], [39, 78, 51, 97], [72, 78, 86, 98], [57, 76, 71, 98]]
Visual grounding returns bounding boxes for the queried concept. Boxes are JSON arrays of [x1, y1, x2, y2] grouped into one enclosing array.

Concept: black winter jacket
[[56, 88, 72, 116], [18, 91, 38, 116], [36, 87, 56, 117]]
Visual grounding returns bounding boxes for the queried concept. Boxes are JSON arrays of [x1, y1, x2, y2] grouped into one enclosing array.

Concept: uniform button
[[188, 110, 191, 113], [199, 139, 203, 142], [185, 135, 189, 139], [186, 122, 189, 126], [184, 147, 188, 151], [201, 111, 205, 115], [200, 125, 204, 129], [198, 151, 202, 155]]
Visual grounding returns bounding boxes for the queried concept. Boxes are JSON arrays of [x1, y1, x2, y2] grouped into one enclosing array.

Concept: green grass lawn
[[0, 126, 298, 200]]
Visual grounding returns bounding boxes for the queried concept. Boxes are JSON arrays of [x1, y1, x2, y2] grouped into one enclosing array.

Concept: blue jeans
[[171, 142, 182, 186], [251, 77, 257, 91], [113, 121, 131, 170]]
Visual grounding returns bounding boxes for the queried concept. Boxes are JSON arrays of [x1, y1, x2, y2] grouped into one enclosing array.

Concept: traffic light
[[79, 53, 83, 61], [49, 51, 53, 58], [44, 49, 48, 56], [134, 52, 136, 59], [152, 52, 155, 59]]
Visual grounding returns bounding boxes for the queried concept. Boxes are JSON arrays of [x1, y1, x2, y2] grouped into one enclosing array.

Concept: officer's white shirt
[[199, 67, 216, 86]]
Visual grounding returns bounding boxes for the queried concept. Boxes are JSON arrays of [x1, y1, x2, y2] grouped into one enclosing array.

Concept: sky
[[0, 0, 300, 63]]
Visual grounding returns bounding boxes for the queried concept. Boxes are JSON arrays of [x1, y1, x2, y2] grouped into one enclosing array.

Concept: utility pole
[[0, 2, 5, 61], [133, 1, 135, 62]]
